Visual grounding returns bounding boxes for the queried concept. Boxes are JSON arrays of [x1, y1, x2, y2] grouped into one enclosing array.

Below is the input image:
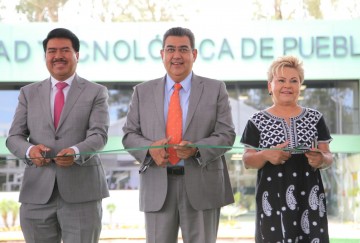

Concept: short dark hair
[[42, 28, 80, 52], [162, 27, 195, 49]]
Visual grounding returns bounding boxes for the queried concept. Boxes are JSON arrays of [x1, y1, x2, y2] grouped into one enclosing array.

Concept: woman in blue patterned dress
[[240, 55, 333, 243]]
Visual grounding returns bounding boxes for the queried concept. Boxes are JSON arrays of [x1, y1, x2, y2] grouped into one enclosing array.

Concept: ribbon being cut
[[3, 143, 320, 163]]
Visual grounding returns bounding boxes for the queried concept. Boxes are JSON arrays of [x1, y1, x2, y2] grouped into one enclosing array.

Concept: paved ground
[[2, 217, 360, 242], [1, 238, 253, 243], [99, 239, 253, 243], [2, 240, 253, 243], [0, 226, 254, 243]]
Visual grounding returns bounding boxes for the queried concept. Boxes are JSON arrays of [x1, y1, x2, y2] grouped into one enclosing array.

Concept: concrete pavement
[[2, 218, 360, 242]]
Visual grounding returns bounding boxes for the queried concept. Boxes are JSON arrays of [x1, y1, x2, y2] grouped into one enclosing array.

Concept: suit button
[[55, 136, 59, 140]]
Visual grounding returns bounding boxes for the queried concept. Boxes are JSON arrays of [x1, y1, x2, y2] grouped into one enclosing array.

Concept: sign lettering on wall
[[0, 21, 359, 82]]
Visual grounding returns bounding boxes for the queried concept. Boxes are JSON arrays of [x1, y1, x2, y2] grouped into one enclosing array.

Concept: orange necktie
[[166, 83, 182, 165]]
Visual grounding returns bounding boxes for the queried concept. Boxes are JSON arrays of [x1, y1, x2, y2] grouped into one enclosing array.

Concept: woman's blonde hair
[[267, 55, 304, 84]]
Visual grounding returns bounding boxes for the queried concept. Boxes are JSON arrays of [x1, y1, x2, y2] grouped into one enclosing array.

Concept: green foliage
[[348, 187, 360, 197], [106, 203, 116, 226], [0, 199, 20, 228], [106, 203, 116, 214], [305, 0, 323, 19], [234, 191, 241, 206], [16, 0, 68, 22], [3, 0, 359, 23]]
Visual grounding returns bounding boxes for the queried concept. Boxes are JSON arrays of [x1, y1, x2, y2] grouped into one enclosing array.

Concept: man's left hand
[[174, 141, 197, 159], [54, 148, 75, 167]]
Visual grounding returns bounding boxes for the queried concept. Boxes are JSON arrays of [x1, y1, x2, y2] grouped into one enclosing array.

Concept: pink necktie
[[54, 82, 68, 129], [166, 83, 182, 165]]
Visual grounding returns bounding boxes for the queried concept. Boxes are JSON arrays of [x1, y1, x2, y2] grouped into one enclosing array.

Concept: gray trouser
[[145, 174, 220, 243], [20, 186, 102, 243]]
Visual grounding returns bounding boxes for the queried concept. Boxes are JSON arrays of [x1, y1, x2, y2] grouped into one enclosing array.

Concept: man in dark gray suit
[[122, 27, 235, 243], [6, 28, 109, 243]]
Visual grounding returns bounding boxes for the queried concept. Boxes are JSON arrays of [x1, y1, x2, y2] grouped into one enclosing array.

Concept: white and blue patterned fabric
[[240, 107, 332, 243]]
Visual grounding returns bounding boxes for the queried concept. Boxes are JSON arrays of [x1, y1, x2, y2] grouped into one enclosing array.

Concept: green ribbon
[[1, 144, 310, 162]]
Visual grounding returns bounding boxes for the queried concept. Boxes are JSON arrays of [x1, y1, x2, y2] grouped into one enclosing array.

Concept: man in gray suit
[[122, 27, 235, 243], [6, 28, 109, 243]]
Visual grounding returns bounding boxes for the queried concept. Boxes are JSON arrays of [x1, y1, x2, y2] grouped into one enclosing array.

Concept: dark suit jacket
[[6, 74, 110, 204], [122, 73, 235, 212]]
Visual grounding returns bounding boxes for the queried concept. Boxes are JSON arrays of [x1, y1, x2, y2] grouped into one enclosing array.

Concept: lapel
[[38, 78, 54, 131], [184, 74, 203, 134], [56, 75, 85, 131], [152, 77, 166, 131]]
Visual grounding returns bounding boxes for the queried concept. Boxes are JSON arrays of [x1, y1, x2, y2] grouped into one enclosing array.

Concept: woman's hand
[[305, 142, 332, 169], [266, 141, 291, 165]]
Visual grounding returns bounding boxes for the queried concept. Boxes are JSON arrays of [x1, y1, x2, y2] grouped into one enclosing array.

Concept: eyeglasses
[[164, 47, 192, 54]]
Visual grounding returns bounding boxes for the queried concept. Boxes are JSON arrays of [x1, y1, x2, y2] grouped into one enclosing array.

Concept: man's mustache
[[52, 58, 67, 63]]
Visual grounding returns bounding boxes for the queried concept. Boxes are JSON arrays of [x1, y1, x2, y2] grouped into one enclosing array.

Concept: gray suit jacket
[[122, 73, 235, 212], [6, 75, 110, 204]]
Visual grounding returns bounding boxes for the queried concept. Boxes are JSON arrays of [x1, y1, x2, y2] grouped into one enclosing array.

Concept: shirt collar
[[165, 72, 192, 93], [51, 73, 76, 88]]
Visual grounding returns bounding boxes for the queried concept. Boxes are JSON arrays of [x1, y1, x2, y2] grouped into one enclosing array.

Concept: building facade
[[0, 21, 360, 222]]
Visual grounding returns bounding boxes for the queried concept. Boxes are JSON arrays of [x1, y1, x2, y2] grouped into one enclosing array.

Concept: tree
[[59, 0, 189, 22], [1, 0, 359, 23], [305, 0, 323, 19], [0, 199, 10, 228], [0, 0, 5, 21], [8, 200, 19, 227], [251, 0, 359, 20], [16, 0, 68, 22], [106, 203, 116, 227], [0, 199, 20, 228], [108, 0, 183, 22]]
